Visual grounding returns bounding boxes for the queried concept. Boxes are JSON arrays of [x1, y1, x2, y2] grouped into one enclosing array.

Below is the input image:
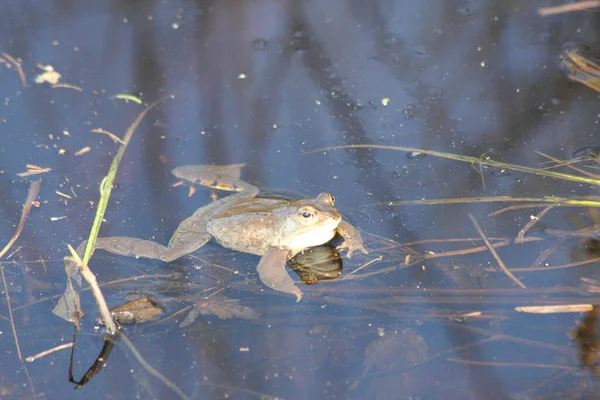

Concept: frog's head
[[278, 193, 342, 254]]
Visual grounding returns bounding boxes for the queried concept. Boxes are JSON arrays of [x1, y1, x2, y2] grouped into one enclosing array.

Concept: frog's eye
[[330, 195, 336, 205], [301, 211, 313, 219]]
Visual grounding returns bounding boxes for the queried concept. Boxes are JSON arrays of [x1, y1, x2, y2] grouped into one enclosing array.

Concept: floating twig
[[2, 52, 27, 86], [26, 342, 73, 362]]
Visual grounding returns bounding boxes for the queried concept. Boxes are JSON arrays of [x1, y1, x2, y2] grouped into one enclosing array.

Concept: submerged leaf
[[101, 296, 164, 325], [362, 328, 428, 376], [180, 295, 260, 326]]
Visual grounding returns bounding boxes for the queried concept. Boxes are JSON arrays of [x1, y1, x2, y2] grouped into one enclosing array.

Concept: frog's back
[[206, 197, 291, 256], [206, 212, 285, 255]]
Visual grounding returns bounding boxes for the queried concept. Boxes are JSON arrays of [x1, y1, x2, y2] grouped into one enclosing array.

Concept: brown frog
[[79, 164, 367, 301]]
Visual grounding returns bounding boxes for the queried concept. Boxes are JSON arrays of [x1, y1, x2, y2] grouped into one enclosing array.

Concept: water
[[1, 1, 599, 399]]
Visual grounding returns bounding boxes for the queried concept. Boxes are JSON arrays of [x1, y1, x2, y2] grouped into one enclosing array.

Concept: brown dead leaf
[[180, 295, 260, 326], [362, 328, 428, 377]]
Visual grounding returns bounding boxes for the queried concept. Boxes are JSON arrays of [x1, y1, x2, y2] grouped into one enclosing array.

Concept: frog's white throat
[[278, 220, 339, 255]]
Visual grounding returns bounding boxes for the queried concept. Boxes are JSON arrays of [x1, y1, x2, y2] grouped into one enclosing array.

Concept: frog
[[77, 164, 368, 301]]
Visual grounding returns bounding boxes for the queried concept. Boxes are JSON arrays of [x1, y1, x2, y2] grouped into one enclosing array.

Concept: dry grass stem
[[515, 304, 593, 313], [516, 204, 557, 243], [16, 167, 52, 177], [421, 239, 514, 260], [14, 273, 174, 312], [74, 146, 91, 156], [536, 151, 600, 178], [91, 128, 125, 144], [0, 180, 41, 259], [2, 52, 27, 86], [468, 214, 527, 288], [538, 1, 600, 15], [382, 196, 600, 208], [447, 358, 577, 370], [400, 237, 507, 246], [509, 256, 600, 272], [120, 333, 190, 400], [7, 246, 22, 259], [307, 144, 600, 186], [51, 83, 83, 91], [55, 191, 72, 199], [65, 245, 117, 334], [488, 204, 549, 216], [26, 343, 74, 362], [0, 180, 41, 398], [530, 245, 561, 269], [341, 256, 383, 280]]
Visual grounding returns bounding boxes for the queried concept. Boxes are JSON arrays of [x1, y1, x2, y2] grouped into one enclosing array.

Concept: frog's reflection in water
[[288, 244, 343, 285]]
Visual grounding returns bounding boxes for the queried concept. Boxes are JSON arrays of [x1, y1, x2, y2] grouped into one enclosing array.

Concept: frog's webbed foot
[[71, 237, 170, 262], [93, 237, 172, 260], [336, 220, 368, 258], [257, 248, 303, 302], [65, 237, 174, 281]]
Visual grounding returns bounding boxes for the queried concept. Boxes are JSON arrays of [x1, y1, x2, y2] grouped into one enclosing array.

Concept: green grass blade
[[82, 97, 169, 265]]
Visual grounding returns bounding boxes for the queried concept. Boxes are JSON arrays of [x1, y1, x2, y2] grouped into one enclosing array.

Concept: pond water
[[1, 1, 600, 399]]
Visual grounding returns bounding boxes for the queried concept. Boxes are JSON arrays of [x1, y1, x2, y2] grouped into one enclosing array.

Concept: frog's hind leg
[[72, 208, 215, 264], [171, 164, 259, 198], [172, 164, 246, 186], [74, 234, 212, 264]]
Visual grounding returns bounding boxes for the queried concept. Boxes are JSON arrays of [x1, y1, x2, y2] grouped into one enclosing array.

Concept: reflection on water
[[288, 244, 343, 284], [2, 0, 600, 398]]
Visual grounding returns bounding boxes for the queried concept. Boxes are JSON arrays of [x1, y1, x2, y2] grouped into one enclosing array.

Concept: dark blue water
[[1, 1, 600, 399]]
